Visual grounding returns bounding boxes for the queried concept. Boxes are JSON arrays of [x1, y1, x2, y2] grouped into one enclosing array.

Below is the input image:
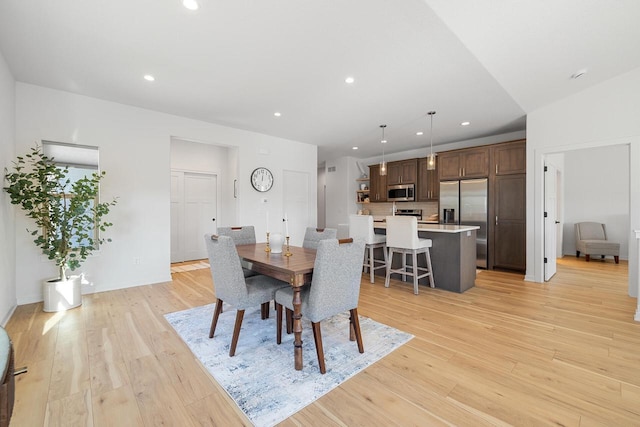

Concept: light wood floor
[[5, 256, 640, 426]]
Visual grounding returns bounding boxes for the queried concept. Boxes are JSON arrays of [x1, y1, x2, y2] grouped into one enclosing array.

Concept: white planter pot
[[42, 276, 82, 312]]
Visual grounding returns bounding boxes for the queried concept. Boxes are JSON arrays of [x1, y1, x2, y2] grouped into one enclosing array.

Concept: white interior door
[[544, 163, 558, 280], [283, 170, 310, 247], [171, 171, 217, 263]]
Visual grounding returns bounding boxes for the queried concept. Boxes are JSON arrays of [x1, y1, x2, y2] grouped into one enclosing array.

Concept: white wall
[[317, 165, 326, 228], [14, 83, 317, 304], [562, 145, 629, 258], [0, 50, 16, 325], [527, 67, 640, 303], [324, 156, 359, 231]]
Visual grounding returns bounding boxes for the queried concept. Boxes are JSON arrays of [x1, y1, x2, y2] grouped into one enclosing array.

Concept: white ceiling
[[1, 0, 639, 163]]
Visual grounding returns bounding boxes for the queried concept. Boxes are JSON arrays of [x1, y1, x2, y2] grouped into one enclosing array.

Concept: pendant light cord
[[380, 124, 386, 161], [428, 111, 435, 156]]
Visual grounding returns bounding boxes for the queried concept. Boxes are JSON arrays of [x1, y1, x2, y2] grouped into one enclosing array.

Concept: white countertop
[[374, 222, 479, 233]]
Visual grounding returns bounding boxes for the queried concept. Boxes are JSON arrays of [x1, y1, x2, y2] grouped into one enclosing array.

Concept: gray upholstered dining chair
[[204, 234, 288, 356], [217, 226, 259, 278], [274, 238, 366, 374], [349, 214, 387, 284], [302, 227, 337, 250], [575, 222, 620, 263]]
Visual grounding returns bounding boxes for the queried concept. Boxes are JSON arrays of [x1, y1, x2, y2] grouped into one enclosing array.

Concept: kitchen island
[[373, 222, 479, 293]]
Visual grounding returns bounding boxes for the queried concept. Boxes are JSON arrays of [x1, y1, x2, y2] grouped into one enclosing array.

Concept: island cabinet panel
[[368, 164, 387, 202], [492, 139, 526, 175], [438, 147, 489, 180], [387, 159, 417, 185], [418, 229, 477, 293], [492, 174, 526, 270], [418, 157, 438, 201], [374, 224, 478, 293]]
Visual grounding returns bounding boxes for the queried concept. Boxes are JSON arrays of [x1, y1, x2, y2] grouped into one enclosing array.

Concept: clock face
[[251, 167, 274, 192]]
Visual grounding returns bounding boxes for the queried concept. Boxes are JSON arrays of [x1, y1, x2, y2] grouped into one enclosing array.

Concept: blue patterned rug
[[165, 303, 413, 427]]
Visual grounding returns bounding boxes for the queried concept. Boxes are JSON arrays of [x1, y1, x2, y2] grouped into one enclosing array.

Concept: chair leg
[[286, 308, 293, 334], [261, 302, 270, 319], [350, 308, 364, 354], [209, 298, 224, 338], [382, 244, 389, 277], [276, 303, 283, 344], [369, 245, 375, 283], [229, 310, 245, 357], [412, 250, 419, 295], [576, 251, 580, 258], [385, 248, 393, 288], [586, 254, 591, 262], [615, 256, 619, 264], [425, 247, 435, 288], [402, 253, 407, 282], [363, 248, 370, 274], [311, 322, 326, 374]]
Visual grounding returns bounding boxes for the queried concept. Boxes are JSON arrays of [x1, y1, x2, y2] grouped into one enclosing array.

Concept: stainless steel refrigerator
[[440, 178, 488, 268]]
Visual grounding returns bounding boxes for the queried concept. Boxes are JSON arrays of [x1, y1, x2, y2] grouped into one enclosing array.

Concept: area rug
[[165, 303, 413, 427]]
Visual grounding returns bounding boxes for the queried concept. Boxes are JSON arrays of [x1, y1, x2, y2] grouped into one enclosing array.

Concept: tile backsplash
[[358, 201, 438, 221]]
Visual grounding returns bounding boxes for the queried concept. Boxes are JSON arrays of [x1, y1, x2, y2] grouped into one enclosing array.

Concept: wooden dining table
[[235, 242, 316, 370]]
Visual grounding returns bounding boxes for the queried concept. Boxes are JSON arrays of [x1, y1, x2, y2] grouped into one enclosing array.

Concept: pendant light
[[426, 111, 437, 170], [379, 124, 387, 176]]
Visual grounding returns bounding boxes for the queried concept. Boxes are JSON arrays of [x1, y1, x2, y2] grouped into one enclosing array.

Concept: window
[[43, 141, 101, 248]]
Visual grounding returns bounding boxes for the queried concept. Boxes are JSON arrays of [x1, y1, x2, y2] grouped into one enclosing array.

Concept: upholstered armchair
[[575, 222, 620, 264]]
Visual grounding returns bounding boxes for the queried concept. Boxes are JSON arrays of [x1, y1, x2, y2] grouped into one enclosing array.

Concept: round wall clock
[[250, 167, 274, 192]]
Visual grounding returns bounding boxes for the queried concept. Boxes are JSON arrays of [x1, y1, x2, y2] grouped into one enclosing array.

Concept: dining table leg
[[292, 284, 303, 370]]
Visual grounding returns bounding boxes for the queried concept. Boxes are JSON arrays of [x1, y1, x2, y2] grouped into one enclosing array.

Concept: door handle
[[555, 221, 560, 224], [212, 218, 216, 222], [495, 216, 498, 226]]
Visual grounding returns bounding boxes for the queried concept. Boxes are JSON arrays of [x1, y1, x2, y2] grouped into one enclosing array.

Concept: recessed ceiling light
[[274, 112, 281, 117], [345, 76, 355, 84], [143, 74, 155, 82], [381, 140, 387, 144], [183, 0, 199, 11], [352, 147, 358, 150], [416, 131, 424, 136], [461, 121, 470, 126]]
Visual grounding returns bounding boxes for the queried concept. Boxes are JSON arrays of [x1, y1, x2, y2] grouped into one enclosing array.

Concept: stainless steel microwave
[[387, 184, 415, 201]]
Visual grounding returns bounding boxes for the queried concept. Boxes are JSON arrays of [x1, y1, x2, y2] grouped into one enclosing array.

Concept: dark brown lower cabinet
[[492, 174, 525, 270]]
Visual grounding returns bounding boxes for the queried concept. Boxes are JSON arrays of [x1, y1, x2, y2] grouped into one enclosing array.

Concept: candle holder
[[265, 232, 271, 252], [284, 236, 292, 257]]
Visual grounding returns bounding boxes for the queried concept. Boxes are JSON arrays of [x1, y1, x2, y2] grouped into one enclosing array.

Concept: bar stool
[[349, 214, 388, 283], [384, 216, 435, 295]]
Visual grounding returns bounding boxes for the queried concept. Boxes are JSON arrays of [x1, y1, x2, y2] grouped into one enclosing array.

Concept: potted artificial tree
[[4, 144, 117, 312]]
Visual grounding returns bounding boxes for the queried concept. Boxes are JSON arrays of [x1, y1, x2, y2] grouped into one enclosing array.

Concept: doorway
[[542, 145, 630, 282], [283, 170, 310, 247], [171, 171, 218, 263], [544, 163, 559, 280]]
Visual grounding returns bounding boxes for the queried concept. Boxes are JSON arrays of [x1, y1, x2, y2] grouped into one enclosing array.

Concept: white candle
[[266, 211, 269, 232], [285, 213, 289, 237]]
